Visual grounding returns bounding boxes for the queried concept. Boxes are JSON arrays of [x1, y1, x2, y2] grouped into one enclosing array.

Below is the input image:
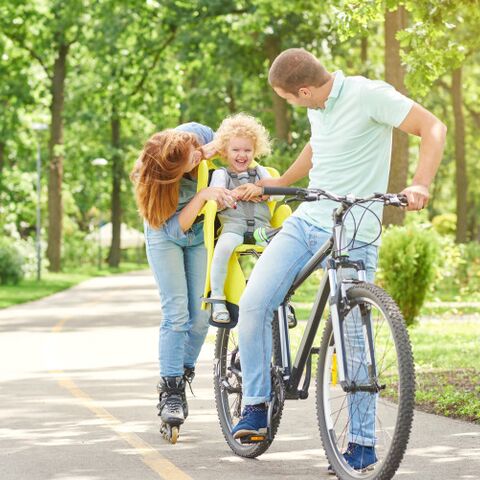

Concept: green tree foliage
[[0, 36, 34, 188], [0, 0, 91, 271], [0, 0, 478, 281], [0, 238, 25, 285]]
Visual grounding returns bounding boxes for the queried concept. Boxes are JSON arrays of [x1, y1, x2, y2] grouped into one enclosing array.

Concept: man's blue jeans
[[145, 222, 209, 378], [238, 216, 378, 446]]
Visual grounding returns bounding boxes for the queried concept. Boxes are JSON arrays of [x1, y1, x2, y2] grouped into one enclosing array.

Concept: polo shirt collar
[[318, 70, 345, 112], [309, 70, 345, 113], [328, 70, 345, 100]]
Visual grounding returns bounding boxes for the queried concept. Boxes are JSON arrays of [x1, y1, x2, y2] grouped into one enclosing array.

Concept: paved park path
[[0, 270, 478, 480]]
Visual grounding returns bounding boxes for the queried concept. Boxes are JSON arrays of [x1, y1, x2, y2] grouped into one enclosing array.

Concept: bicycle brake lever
[[385, 194, 408, 207]]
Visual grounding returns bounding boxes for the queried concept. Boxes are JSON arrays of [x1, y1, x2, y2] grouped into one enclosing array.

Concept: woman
[[132, 122, 235, 438]]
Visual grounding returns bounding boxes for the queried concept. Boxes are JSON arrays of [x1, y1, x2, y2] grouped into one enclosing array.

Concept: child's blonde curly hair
[[215, 113, 271, 159]]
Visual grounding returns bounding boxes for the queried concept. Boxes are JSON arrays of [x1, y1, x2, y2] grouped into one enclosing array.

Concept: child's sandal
[[211, 297, 231, 324], [212, 309, 231, 323]]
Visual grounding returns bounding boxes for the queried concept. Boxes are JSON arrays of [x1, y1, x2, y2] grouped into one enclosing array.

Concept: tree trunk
[[361, 36, 368, 76], [47, 42, 68, 272], [467, 199, 476, 242], [264, 35, 290, 143], [451, 67, 468, 243], [108, 104, 122, 267], [383, 6, 409, 226]]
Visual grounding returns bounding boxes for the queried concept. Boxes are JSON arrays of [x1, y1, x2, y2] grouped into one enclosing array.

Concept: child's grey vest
[[218, 167, 271, 242]]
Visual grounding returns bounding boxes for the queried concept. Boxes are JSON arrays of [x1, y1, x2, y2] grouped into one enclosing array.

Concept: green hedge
[[378, 225, 440, 326]]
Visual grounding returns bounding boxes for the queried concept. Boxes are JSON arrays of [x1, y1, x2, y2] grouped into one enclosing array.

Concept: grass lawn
[[408, 318, 480, 423], [0, 262, 148, 309]]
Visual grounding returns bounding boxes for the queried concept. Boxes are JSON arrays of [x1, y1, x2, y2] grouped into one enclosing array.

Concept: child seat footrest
[[201, 297, 226, 304], [202, 297, 239, 329]]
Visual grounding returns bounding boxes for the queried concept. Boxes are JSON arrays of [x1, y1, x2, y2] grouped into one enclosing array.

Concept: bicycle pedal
[[359, 464, 375, 472], [239, 434, 266, 444]]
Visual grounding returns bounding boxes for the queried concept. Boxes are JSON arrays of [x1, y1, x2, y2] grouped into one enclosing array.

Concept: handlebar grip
[[263, 187, 304, 196]]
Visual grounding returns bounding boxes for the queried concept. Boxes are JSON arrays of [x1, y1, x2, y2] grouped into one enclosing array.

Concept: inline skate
[[157, 376, 186, 444]]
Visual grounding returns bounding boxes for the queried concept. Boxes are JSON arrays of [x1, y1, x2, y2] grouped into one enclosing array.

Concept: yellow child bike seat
[[196, 159, 292, 326]]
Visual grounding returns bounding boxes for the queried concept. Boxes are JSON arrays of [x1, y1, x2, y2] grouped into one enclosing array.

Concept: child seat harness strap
[[224, 168, 259, 244]]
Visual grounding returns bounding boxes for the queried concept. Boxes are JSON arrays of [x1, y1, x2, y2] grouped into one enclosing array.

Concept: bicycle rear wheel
[[213, 316, 284, 458], [316, 282, 415, 479]]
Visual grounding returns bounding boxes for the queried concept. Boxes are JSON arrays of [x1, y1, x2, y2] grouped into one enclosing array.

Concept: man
[[231, 48, 446, 470]]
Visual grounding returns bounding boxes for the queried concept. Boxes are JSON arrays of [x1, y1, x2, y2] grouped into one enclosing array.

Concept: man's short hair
[[268, 48, 329, 95]]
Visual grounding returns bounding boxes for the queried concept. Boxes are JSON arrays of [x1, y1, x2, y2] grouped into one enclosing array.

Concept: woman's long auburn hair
[[131, 129, 199, 229]]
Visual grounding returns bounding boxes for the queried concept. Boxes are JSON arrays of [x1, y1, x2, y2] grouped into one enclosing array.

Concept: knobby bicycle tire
[[213, 314, 285, 458], [316, 282, 415, 480]]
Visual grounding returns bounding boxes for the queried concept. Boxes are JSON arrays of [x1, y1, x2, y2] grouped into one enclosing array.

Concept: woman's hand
[[198, 141, 219, 160], [198, 187, 237, 210], [233, 184, 264, 202]]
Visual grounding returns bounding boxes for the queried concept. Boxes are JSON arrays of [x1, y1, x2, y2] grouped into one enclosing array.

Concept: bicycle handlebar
[[262, 186, 408, 207], [263, 187, 305, 196]]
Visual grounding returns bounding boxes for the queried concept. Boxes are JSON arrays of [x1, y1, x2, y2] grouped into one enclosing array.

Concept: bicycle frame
[[275, 207, 375, 400]]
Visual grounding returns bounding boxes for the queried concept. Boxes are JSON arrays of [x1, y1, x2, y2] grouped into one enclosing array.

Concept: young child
[[209, 113, 274, 323]]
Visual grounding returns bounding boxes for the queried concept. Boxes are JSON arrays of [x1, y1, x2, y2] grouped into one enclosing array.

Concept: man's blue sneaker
[[344, 442, 377, 470], [231, 404, 267, 439], [327, 442, 377, 474]]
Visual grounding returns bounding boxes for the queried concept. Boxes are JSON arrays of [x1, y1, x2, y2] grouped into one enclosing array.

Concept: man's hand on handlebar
[[400, 184, 429, 211]]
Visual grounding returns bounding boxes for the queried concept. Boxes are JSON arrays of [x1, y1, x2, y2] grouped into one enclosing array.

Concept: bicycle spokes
[[317, 284, 415, 479]]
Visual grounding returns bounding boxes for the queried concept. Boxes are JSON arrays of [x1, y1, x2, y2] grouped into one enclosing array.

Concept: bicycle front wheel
[[316, 282, 415, 480]]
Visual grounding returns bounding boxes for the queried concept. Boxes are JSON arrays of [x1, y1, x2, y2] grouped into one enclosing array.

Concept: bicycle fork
[[327, 259, 380, 393]]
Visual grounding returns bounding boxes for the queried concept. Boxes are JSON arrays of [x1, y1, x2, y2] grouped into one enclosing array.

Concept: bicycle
[[213, 187, 415, 480]]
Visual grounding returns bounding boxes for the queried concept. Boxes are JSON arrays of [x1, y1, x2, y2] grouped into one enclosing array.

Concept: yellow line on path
[[57, 376, 192, 480], [51, 292, 192, 480], [51, 317, 69, 332]]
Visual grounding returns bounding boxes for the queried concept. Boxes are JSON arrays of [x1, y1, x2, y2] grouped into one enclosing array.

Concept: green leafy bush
[[457, 242, 480, 294], [430, 235, 463, 296], [121, 246, 147, 264], [431, 213, 457, 237], [431, 240, 480, 299], [377, 225, 440, 325], [62, 229, 98, 268], [0, 238, 25, 285], [15, 237, 44, 278], [0, 168, 40, 238]]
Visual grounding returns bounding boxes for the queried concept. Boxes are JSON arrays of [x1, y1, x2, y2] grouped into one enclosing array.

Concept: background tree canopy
[[0, 0, 479, 272]]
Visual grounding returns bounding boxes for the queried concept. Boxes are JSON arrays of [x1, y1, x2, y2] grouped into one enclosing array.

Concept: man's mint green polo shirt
[[293, 70, 414, 245]]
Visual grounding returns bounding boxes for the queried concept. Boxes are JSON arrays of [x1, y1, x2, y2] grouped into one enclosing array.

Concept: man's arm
[[257, 142, 313, 187], [397, 103, 447, 211]]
